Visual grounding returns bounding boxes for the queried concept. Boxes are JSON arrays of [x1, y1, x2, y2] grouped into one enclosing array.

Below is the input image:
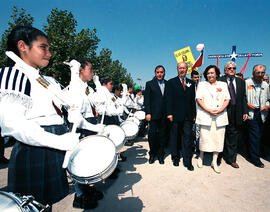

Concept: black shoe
[[125, 140, 134, 146], [253, 161, 264, 168], [149, 156, 155, 164], [87, 187, 104, 200], [119, 153, 127, 162], [173, 160, 179, 167], [186, 164, 194, 171], [158, 158, 165, 165], [73, 194, 98, 210], [0, 157, 9, 164], [184, 161, 194, 171]]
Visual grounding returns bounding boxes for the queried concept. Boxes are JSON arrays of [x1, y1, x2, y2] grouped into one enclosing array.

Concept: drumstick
[[62, 121, 79, 168]]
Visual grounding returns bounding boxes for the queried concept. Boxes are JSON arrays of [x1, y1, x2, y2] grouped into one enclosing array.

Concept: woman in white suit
[[195, 65, 230, 173]]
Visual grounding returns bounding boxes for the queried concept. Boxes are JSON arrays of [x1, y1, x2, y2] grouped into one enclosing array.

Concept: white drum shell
[[67, 135, 118, 184]]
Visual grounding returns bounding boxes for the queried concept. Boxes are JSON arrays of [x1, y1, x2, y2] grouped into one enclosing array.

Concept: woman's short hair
[[203, 65, 220, 81]]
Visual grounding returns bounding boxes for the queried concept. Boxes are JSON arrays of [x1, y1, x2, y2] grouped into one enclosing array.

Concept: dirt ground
[[1, 136, 270, 212]]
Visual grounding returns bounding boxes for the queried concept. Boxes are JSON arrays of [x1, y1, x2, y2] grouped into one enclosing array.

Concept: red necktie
[[182, 79, 186, 91], [52, 101, 63, 117]]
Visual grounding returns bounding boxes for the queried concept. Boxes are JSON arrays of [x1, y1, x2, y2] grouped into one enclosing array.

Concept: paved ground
[[1, 137, 270, 212]]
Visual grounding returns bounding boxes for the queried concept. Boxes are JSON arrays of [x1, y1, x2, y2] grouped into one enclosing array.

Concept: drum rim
[[0, 191, 23, 208], [0, 191, 36, 211], [67, 153, 118, 184], [67, 135, 118, 184]]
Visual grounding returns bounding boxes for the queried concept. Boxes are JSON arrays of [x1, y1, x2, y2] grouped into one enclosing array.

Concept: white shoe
[[211, 163, 221, 174], [197, 158, 203, 168]]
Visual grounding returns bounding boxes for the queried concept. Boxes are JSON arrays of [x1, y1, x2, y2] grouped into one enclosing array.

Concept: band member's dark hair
[[7, 25, 48, 57], [100, 76, 112, 85], [76, 58, 90, 69]]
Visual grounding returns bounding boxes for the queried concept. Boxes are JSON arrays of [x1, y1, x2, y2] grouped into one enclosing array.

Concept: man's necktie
[[228, 78, 236, 105], [182, 78, 186, 91]]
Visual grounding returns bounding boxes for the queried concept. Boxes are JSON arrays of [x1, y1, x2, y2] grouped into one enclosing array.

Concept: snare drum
[[126, 116, 140, 126], [67, 135, 118, 184], [102, 125, 126, 152], [120, 120, 139, 140], [0, 191, 49, 212], [134, 111, 145, 121]]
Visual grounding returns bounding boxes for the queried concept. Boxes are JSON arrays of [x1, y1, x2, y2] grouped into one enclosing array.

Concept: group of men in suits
[[144, 62, 196, 171], [144, 60, 269, 171]]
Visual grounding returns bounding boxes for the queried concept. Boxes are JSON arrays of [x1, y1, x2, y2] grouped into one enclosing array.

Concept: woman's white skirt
[[199, 120, 225, 152]]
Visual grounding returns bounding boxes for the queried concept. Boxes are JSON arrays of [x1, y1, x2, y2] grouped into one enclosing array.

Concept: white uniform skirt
[[199, 120, 225, 152]]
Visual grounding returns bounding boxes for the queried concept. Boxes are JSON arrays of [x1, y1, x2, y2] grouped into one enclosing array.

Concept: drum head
[[102, 125, 126, 152], [126, 117, 140, 126], [67, 135, 117, 182], [120, 120, 139, 140], [134, 111, 145, 120]]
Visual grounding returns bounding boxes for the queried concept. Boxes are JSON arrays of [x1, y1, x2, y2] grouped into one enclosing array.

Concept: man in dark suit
[[166, 62, 196, 171], [218, 61, 248, 168], [144, 65, 168, 164]]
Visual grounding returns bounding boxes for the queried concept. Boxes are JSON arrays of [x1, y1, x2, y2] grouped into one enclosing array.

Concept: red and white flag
[[192, 44, 204, 70]]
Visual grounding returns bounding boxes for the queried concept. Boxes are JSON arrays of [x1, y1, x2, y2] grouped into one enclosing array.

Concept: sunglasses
[[227, 67, 236, 70], [255, 72, 265, 75]]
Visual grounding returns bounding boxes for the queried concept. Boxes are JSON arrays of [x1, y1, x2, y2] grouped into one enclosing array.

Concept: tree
[[42, 8, 100, 85], [94, 48, 134, 88], [0, 6, 33, 66]]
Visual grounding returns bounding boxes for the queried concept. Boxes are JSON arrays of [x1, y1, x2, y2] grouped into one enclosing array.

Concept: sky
[[1, 0, 270, 87]]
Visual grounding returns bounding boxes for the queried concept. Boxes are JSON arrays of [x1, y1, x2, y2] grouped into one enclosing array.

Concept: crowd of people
[[0, 25, 269, 211], [144, 61, 269, 174], [0, 26, 143, 210]]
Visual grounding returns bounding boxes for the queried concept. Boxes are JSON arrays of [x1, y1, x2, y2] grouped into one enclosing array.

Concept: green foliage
[[0, 6, 33, 66], [94, 48, 133, 88]]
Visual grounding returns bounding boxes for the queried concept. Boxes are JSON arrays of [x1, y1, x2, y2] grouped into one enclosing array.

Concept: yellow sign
[[174, 46, 197, 74]]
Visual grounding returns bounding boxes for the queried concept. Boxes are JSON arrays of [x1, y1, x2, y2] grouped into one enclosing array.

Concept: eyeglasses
[[227, 67, 236, 70]]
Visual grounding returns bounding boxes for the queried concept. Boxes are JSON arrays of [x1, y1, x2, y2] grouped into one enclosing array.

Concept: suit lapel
[[153, 78, 163, 96], [175, 76, 184, 91]]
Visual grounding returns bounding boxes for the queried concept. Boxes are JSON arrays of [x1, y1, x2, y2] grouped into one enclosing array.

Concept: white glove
[[69, 59, 81, 75], [122, 83, 128, 94], [93, 75, 102, 88], [57, 132, 80, 151]]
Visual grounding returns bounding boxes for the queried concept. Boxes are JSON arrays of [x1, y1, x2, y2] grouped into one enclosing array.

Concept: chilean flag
[[192, 44, 204, 70]]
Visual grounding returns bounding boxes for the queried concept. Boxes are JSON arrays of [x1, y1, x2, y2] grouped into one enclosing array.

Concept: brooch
[[247, 85, 254, 90], [216, 88, 222, 92]]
